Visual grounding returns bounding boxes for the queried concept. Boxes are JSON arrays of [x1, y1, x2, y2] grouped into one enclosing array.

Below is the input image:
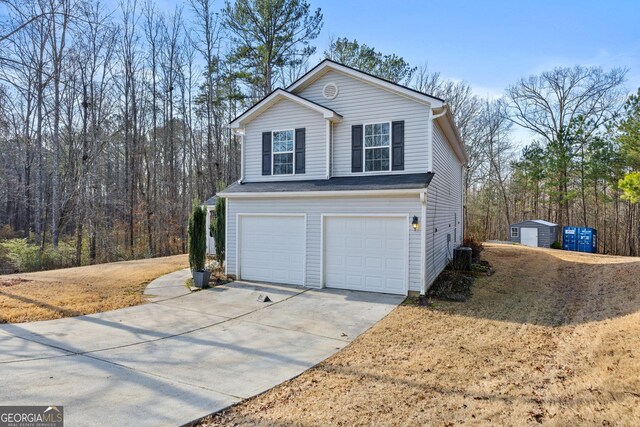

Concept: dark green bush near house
[[211, 197, 226, 266], [188, 202, 207, 272], [551, 240, 562, 249]]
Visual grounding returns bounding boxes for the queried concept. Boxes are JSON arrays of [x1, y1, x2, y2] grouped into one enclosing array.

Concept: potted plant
[[188, 202, 210, 288]]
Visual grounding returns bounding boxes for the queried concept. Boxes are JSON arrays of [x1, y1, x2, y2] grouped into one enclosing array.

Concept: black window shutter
[[351, 125, 363, 172], [262, 132, 271, 175], [295, 128, 305, 174], [392, 120, 405, 171]]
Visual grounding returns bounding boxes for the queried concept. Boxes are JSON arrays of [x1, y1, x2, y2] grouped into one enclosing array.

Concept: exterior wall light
[[412, 216, 419, 231]]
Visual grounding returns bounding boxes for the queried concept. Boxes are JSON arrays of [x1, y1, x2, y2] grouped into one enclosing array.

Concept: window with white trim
[[364, 122, 390, 172], [272, 130, 294, 175], [511, 227, 519, 237]]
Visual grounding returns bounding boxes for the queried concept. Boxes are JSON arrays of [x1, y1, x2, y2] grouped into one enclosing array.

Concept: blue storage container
[[578, 227, 597, 253], [563, 226, 597, 253], [562, 226, 578, 251]]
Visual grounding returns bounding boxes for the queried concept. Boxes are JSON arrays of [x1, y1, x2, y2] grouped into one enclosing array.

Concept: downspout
[[420, 190, 427, 295], [432, 104, 448, 119], [236, 129, 245, 183], [427, 109, 433, 172], [224, 197, 229, 275], [422, 103, 448, 294], [325, 119, 331, 179]]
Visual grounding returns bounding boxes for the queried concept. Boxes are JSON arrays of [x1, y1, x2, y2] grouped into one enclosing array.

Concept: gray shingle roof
[[219, 173, 435, 194], [511, 219, 557, 227], [205, 195, 218, 205]]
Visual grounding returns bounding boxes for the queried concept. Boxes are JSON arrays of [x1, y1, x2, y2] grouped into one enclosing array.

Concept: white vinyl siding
[[295, 70, 431, 176], [425, 122, 464, 288], [244, 98, 326, 181], [226, 195, 422, 293]]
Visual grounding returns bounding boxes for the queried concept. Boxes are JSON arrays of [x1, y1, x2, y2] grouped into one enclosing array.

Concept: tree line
[[0, 0, 638, 273], [0, 0, 324, 268]]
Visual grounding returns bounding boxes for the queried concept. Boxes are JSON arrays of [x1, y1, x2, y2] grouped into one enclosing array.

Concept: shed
[[204, 196, 218, 255], [509, 220, 558, 248]]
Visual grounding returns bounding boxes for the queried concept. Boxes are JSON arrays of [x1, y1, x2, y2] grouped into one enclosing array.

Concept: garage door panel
[[385, 279, 404, 293], [345, 256, 362, 267], [324, 216, 407, 295], [386, 257, 404, 271], [345, 237, 363, 249], [345, 274, 364, 287], [239, 215, 305, 286], [386, 239, 404, 250], [365, 238, 384, 250], [365, 276, 383, 288]]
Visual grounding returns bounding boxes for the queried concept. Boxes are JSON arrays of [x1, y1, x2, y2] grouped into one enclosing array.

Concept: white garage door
[[239, 215, 305, 285], [324, 216, 407, 295], [521, 227, 539, 247]]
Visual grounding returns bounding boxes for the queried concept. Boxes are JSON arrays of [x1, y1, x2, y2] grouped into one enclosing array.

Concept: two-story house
[[219, 59, 467, 296]]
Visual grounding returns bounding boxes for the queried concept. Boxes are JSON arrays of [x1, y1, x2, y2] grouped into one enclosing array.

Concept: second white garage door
[[323, 216, 408, 295], [238, 215, 305, 285]]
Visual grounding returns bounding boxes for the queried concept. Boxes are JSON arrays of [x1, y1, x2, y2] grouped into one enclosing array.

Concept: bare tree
[[505, 66, 627, 229]]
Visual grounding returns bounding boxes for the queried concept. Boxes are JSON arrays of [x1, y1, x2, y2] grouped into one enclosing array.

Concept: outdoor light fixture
[[412, 216, 419, 231]]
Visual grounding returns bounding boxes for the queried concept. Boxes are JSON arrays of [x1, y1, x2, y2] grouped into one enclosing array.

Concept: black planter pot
[[193, 270, 211, 288]]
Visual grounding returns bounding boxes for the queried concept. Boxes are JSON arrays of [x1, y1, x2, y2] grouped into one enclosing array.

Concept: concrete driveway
[[0, 269, 403, 426]]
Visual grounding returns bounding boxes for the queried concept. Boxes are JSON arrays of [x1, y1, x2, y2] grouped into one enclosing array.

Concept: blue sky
[[141, 0, 640, 97], [303, 0, 639, 146], [312, 0, 640, 97]]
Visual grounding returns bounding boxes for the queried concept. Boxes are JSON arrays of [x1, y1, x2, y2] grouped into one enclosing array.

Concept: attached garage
[[221, 177, 440, 296], [237, 214, 305, 285], [323, 215, 408, 295]]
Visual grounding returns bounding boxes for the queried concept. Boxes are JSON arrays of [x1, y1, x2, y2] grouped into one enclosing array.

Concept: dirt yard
[[203, 243, 640, 426], [0, 255, 188, 323]]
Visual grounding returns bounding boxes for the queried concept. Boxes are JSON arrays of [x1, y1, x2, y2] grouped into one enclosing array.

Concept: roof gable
[[230, 88, 342, 130], [288, 59, 445, 107]]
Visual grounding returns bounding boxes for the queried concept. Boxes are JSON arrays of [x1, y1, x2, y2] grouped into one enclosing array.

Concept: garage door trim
[[236, 213, 307, 285], [320, 213, 410, 294]]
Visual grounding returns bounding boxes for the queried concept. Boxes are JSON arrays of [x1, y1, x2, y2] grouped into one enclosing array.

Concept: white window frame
[[511, 227, 519, 238], [363, 121, 392, 173], [271, 129, 295, 176]]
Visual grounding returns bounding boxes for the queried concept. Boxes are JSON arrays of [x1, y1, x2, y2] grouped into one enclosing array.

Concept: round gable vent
[[322, 82, 339, 100]]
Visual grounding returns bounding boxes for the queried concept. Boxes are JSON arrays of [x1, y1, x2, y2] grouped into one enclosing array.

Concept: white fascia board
[[218, 188, 424, 199], [288, 61, 445, 108], [230, 89, 341, 129]]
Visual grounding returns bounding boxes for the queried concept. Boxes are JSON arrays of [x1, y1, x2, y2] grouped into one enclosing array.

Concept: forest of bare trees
[[1, 0, 639, 273]]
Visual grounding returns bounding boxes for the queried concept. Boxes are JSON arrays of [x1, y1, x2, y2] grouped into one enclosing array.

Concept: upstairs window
[[364, 122, 390, 172], [272, 130, 294, 175], [511, 227, 519, 237]]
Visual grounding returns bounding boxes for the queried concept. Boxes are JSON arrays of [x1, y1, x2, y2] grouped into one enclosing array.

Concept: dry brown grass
[[202, 244, 640, 426], [0, 255, 188, 323]]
